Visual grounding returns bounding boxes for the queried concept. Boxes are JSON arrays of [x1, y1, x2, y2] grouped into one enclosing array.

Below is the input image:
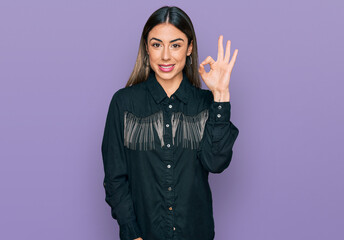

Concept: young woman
[[101, 6, 239, 240]]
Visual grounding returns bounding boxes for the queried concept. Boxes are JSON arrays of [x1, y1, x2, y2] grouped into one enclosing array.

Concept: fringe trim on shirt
[[124, 110, 164, 151], [171, 108, 209, 150]]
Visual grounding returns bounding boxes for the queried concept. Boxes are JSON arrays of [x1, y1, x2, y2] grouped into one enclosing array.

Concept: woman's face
[[146, 23, 193, 83]]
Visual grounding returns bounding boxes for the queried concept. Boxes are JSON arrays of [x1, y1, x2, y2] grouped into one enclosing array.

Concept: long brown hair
[[125, 6, 201, 88]]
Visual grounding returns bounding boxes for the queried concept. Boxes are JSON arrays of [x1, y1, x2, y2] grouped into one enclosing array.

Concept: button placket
[[164, 100, 174, 149], [161, 99, 175, 238]]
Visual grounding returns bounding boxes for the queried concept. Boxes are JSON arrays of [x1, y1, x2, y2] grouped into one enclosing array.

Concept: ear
[[187, 40, 193, 56]]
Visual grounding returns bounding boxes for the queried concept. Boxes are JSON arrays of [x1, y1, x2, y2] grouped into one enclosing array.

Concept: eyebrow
[[149, 37, 184, 43]]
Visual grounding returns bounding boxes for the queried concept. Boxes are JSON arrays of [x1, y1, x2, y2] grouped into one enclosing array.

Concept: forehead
[[148, 23, 187, 41]]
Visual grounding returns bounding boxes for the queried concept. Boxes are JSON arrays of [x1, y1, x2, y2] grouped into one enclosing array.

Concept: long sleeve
[[101, 92, 143, 240], [197, 92, 239, 174]]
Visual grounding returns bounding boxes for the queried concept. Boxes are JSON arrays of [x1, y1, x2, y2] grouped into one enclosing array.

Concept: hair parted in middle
[[125, 5, 201, 88]]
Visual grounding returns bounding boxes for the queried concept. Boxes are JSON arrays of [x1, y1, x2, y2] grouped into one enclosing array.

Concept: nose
[[161, 45, 171, 61]]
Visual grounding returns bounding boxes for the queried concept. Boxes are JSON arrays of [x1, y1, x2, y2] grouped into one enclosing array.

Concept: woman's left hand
[[198, 35, 238, 101]]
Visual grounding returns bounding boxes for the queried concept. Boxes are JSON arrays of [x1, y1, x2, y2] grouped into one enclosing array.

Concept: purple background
[[1, 0, 343, 239]]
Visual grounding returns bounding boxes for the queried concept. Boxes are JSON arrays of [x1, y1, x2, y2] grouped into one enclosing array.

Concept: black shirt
[[101, 69, 239, 240]]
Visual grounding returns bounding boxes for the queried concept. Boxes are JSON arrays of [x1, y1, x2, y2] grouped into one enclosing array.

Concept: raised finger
[[229, 49, 238, 67], [217, 35, 224, 62], [224, 40, 231, 63]]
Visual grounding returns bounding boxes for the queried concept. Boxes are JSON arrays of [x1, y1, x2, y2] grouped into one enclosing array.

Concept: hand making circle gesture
[[198, 35, 238, 93]]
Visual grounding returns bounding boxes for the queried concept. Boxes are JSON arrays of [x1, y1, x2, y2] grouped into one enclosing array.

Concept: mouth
[[158, 64, 175, 72]]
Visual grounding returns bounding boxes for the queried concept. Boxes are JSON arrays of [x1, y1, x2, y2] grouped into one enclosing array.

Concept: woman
[[101, 5, 239, 240]]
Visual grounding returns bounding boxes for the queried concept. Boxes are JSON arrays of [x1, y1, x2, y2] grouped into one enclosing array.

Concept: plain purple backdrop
[[1, 0, 343, 239]]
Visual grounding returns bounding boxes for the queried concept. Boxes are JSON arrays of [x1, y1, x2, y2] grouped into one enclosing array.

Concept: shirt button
[[218, 105, 222, 109], [173, 227, 176, 231], [171, 96, 174, 99], [168, 187, 172, 191], [217, 113, 221, 118], [169, 206, 173, 211], [167, 164, 171, 168], [168, 104, 172, 108], [167, 144, 171, 148], [166, 123, 170, 127]]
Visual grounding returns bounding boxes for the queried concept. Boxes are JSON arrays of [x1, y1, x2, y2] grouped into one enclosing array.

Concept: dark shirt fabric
[[101, 69, 239, 240]]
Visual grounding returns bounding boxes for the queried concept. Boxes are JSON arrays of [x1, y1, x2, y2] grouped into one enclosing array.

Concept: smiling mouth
[[159, 64, 175, 68]]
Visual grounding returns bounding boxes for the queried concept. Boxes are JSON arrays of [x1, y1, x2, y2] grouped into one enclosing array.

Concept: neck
[[155, 72, 183, 98]]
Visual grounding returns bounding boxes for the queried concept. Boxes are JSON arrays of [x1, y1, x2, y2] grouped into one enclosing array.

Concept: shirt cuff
[[208, 101, 231, 123], [119, 219, 143, 240]]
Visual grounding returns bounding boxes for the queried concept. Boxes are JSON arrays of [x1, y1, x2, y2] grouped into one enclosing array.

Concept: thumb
[[198, 63, 206, 76]]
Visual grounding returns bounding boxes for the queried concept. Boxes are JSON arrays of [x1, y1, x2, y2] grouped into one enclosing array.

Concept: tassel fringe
[[171, 109, 209, 149], [124, 109, 209, 151]]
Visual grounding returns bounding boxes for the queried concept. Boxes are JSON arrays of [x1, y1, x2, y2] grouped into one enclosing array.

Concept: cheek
[[148, 53, 160, 62], [173, 53, 187, 63]]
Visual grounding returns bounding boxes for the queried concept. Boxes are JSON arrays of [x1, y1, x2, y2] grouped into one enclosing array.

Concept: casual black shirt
[[101, 69, 239, 240]]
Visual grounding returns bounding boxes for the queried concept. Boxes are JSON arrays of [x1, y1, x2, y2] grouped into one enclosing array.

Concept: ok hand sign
[[198, 35, 238, 101]]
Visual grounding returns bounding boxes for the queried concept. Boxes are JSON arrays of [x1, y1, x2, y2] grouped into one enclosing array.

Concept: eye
[[152, 43, 160, 48], [172, 44, 181, 48]]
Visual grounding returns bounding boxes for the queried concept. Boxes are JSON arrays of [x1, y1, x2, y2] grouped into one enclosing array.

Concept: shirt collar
[[146, 69, 191, 104]]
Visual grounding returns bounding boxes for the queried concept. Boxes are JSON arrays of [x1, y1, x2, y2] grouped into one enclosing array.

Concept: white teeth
[[160, 65, 174, 68]]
